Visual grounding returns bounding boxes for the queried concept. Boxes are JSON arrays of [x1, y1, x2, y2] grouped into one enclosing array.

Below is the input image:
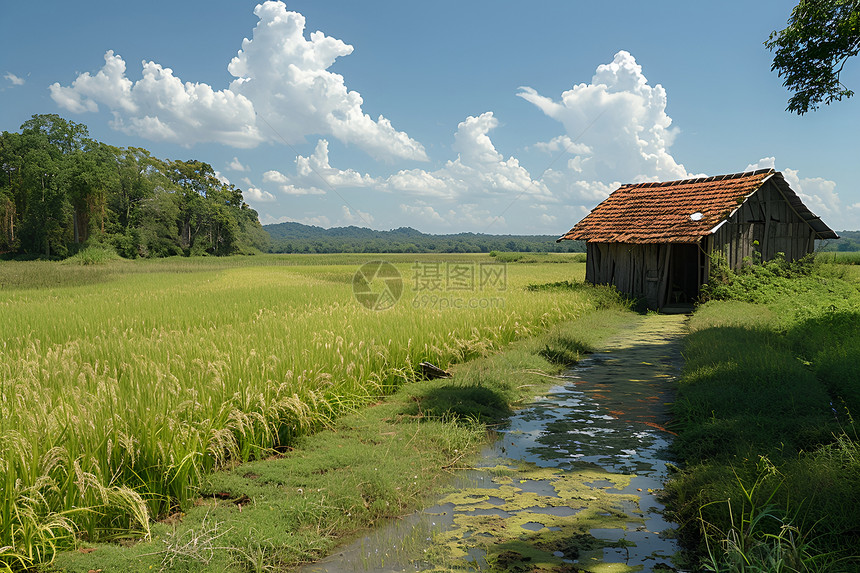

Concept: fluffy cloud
[[400, 202, 446, 224], [228, 157, 249, 172], [244, 186, 276, 202], [251, 107, 601, 232], [745, 157, 776, 171], [260, 139, 377, 196], [49, 2, 426, 161], [276, 183, 326, 196], [518, 50, 689, 185], [295, 140, 378, 188], [4, 72, 25, 86], [540, 169, 619, 204], [248, 114, 545, 231], [384, 112, 553, 203], [50, 51, 262, 147], [783, 168, 841, 220], [529, 135, 591, 157], [227, 2, 426, 161], [261, 169, 327, 195], [340, 206, 374, 226]]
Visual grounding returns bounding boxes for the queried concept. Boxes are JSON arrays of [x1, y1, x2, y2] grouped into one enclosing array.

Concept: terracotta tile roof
[[557, 169, 837, 244]]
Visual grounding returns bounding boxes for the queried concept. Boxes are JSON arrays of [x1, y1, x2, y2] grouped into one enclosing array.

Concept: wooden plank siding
[[586, 242, 667, 307], [710, 179, 816, 269]]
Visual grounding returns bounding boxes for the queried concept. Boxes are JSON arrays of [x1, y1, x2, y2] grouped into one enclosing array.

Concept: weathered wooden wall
[[586, 242, 669, 307], [710, 179, 816, 268]]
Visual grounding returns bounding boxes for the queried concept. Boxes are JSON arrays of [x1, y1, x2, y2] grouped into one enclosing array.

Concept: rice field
[[0, 253, 602, 569]]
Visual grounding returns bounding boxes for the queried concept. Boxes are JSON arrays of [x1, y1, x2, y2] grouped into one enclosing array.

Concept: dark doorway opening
[[666, 243, 700, 306]]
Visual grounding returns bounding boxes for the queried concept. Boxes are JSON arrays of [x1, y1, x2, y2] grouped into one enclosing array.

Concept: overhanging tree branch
[[766, 0, 860, 114]]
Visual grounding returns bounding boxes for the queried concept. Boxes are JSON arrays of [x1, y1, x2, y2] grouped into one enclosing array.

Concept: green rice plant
[[0, 255, 617, 567], [815, 251, 860, 265]]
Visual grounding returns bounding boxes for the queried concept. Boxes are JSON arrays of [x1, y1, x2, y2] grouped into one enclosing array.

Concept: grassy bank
[[0, 253, 617, 571], [665, 256, 860, 571], [50, 303, 634, 572]]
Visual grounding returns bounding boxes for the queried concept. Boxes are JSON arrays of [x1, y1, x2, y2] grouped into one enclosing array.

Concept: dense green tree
[[0, 132, 25, 252], [19, 146, 69, 256], [166, 159, 251, 255], [0, 115, 268, 259], [20, 113, 90, 154], [63, 142, 120, 243], [767, 0, 860, 114], [136, 188, 182, 257]]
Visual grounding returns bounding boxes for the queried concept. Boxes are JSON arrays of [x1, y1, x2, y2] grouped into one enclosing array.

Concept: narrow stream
[[303, 314, 688, 572]]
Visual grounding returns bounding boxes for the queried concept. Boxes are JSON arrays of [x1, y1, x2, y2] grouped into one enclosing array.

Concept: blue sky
[[2, 1, 858, 233]]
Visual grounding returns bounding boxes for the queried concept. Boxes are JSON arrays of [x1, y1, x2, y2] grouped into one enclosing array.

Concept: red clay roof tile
[[558, 169, 774, 244]]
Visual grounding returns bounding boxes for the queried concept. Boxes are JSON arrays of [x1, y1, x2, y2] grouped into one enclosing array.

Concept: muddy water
[[302, 314, 688, 572]]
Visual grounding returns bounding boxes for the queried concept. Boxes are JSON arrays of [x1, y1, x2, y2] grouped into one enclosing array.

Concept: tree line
[[0, 114, 269, 259]]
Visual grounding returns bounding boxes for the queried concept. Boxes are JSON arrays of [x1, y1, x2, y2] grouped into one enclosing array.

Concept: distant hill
[[818, 230, 860, 252], [263, 222, 584, 254]]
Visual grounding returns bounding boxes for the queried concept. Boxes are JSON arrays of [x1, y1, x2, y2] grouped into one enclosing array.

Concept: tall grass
[[666, 254, 860, 571], [815, 251, 860, 265], [0, 255, 610, 569]]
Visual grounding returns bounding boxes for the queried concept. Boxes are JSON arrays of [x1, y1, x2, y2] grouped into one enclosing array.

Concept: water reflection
[[470, 320, 685, 571], [303, 315, 688, 572]]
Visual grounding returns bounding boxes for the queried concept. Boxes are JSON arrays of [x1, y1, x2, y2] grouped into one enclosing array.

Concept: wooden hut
[[557, 169, 839, 309]]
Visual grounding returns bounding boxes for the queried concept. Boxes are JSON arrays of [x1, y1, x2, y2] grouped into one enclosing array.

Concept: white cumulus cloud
[[260, 139, 377, 196], [782, 168, 841, 221], [400, 202, 446, 224], [228, 157, 249, 172], [518, 50, 689, 185], [4, 72, 25, 86], [340, 206, 374, 226], [49, 1, 426, 161], [745, 157, 776, 171], [384, 112, 553, 203], [252, 112, 555, 232], [295, 140, 379, 187], [530, 135, 591, 156], [50, 50, 262, 147], [245, 186, 277, 202], [281, 183, 326, 196]]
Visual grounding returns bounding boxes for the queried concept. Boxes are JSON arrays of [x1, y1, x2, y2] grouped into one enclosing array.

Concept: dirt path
[[303, 313, 688, 572]]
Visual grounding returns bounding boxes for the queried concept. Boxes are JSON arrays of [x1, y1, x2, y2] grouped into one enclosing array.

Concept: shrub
[[61, 244, 121, 265]]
